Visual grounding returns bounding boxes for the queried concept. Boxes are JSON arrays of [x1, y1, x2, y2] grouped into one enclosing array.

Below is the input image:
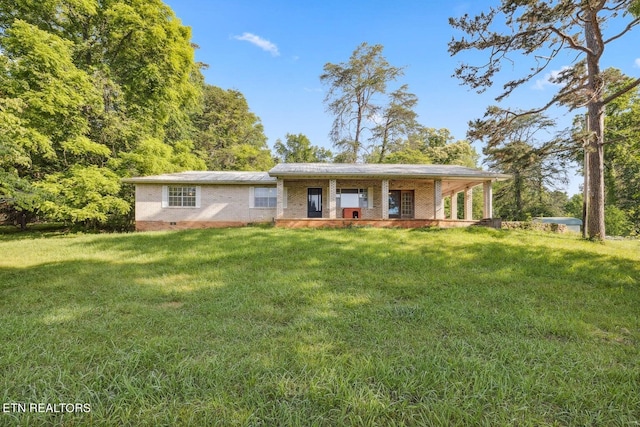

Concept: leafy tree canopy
[[0, 0, 220, 229], [274, 133, 333, 163], [192, 84, 273, 171]]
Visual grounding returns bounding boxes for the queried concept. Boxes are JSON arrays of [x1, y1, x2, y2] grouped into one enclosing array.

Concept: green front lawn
[[1, 227, 638, 426]]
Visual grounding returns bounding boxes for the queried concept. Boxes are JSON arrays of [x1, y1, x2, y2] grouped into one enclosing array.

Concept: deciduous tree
[[602, 70, 640, 233], [0, 0, 205, 228], [382, 127, 478, 167], [192, 85, 273, 171], [274, 133, 332, 163]]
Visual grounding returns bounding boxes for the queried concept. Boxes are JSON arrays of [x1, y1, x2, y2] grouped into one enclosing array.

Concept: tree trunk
[[586, 104, 606, 239], [584, 15, 606, 240], [18, 211, 27, 231], [514, 172, 523, 220]]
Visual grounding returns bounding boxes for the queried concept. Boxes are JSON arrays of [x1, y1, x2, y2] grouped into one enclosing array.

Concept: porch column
[[450, 191, 458, 220], [329, 179, 337, 219], [463, 186, 473, 220], [434, 179, 444, 219], [483, 181, 493, 219], [381, 179, 389, 219], [276, 178, 284, 219]]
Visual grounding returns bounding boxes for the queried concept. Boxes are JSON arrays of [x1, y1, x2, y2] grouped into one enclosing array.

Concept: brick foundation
[[275, 219, 488, 229], [136, 220, 270, 231]]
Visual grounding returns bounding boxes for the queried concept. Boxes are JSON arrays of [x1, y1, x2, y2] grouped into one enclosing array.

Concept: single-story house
[[123, 163, 510, 231]]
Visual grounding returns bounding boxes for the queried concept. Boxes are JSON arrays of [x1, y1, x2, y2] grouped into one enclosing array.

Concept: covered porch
[[268, 163, 509, 228]]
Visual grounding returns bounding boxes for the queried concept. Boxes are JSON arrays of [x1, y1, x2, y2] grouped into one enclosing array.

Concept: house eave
[[122, 171, 277, 186], [268, 172, 510, 181]]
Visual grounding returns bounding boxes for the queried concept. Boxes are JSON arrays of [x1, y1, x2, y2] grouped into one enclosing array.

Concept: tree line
[[0, 0, 272, 229], [1, 1, 638, 236]]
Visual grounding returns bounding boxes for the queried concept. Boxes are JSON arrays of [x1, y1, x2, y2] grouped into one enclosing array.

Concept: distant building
[[534, 217, 583, 233]]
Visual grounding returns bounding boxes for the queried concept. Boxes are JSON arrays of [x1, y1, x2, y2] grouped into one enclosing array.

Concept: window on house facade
[[336, 188, 369, 209], [253, 187, 277, 208], [163, 185, 199, 208]]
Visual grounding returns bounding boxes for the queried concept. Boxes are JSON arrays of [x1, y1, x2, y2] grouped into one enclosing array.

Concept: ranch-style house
[[123, 163, 510, 231]]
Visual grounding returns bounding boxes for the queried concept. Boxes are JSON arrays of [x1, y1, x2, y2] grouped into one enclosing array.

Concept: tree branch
[[603, 17, 640, 44], [602, 76, 640, 105], [547, 26, 592, 55]]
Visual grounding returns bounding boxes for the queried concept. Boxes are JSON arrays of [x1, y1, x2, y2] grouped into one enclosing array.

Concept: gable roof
[[268, 163, 509, 180], [122, 171, 276, 185]]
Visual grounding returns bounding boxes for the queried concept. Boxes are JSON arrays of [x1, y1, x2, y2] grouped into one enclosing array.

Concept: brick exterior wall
[[134, 179, 448, 230], [388, 179, 434, 219], [281, 179, 436, 220], [282, 179, 328, 218], [134, 184, 276, 230]]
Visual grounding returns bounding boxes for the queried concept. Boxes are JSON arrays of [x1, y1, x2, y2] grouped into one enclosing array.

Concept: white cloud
[[533, 66, 571, 90], [635, 58, 640, 68], [233, 32, 280, 56]]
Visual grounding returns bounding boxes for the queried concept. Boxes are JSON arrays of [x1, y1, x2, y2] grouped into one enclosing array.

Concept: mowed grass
[[0, 227, 638, 426]]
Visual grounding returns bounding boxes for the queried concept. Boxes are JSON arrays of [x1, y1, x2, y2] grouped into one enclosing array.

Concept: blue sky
[[163, 1, 640, 195]]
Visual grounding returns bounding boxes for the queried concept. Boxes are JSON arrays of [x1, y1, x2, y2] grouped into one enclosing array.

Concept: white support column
[[381, 179, 389, 219], [483, 181, 493, 219], [450, 191, 458, 220], [464, 186, 473, 220], [329, 179, 337, 219], [276, 179, 284, 219], [434, 179, 444, 219]]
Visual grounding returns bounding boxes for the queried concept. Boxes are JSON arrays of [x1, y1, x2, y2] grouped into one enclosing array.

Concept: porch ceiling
[[442, 180, 485, 195]]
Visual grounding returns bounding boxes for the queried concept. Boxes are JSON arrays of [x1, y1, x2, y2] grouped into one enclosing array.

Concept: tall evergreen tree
[[320, 43, 405, 162], [449, 0, 640, 240], [473, 114, 569, 220]]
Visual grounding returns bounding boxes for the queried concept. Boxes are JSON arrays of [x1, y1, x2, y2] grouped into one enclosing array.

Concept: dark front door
[[307, 188, 323, 218], [389, 190, 401, 218]]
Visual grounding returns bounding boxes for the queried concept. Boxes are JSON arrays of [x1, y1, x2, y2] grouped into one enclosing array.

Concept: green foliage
[[0, 1, 274, 229], [478, 114, 571, 221], [565, 193, 584, 219], [274, 133, 333, 163], [37, 165, 130, 227], [192, 85, 273, 170], [380, 148, 431, 164], [603, 71, 640, 234], [379, 127, 478, 167], [605, 205, 634, 237], [2, 20, 100, 151]]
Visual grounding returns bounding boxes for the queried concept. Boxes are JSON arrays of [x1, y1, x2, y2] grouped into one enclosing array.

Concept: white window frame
[[336, 188, 372, 209], [250, 186, 285, 209], [162, 185, 201, 208]]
